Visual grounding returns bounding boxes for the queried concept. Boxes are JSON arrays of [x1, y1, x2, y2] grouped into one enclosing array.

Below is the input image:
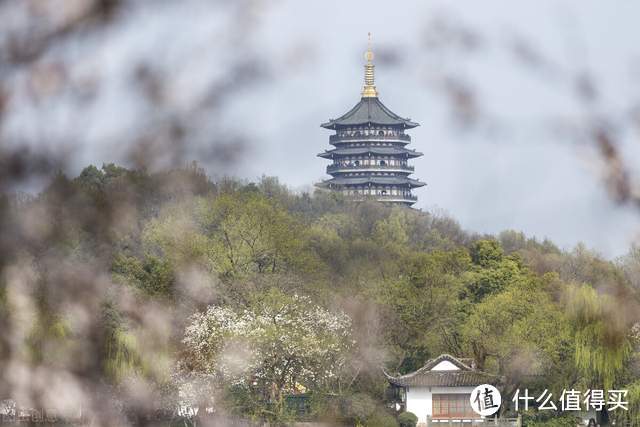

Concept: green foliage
[[27, 314, 71, 364], [464, 241, 523, 302], [523, 413, 581, 427], [112, 253, 174, 297], [462, 278, 573, 384], [398, 411, 418, 427], [366, 409, 399, 427], [375, 249, 471, 372], [374, 209, 411, 248], [565, 284, 632, 389], [344, 393, 377, 424], [7, 164, 640, 423], [612, 380, 640, 427], [101, 302, 144, 383], [471, 239, 504, 268], [104, 327, 141, 383]]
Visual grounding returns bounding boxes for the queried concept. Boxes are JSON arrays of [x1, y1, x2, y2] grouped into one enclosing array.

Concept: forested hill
[[2, 163, 639, 426]]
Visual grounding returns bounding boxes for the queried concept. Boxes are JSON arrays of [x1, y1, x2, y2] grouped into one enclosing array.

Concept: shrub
[[366, 409, 399, 427], [523, 412, 581, 427], [398, 411, 418, 427]]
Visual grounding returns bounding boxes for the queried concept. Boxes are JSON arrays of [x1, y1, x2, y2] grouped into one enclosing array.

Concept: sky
[[3, 0, 640, 258], [224, 0, 640, 258]]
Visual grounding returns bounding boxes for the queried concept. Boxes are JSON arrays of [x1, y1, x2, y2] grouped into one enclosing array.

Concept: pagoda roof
[[321, 97, 419, 129], [317, 146, 422, 159], [320, 176, 426, 188], [383, 354, 499, 388]]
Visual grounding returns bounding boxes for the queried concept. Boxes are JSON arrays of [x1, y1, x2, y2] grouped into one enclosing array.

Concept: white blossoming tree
[[180, 288, 354, 418]]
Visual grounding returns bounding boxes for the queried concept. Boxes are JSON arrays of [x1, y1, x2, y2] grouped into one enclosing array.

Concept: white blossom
[[178, 293, 354, 397]]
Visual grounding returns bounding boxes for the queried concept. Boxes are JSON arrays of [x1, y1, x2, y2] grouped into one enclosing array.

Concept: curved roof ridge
[[321, 97, 419, 129], [385, 354, 497, 379], [425, 353, 473, 371], [383, 354, 501, 387], [373, 98, 412, 122]]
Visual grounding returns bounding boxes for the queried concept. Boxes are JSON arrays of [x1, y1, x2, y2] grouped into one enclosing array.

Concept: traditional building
[[384, 354, 499, 426], [317, 36, 425, 206]]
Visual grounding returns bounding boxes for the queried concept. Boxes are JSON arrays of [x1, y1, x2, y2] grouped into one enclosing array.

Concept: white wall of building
[[405, 386, 477, 424]]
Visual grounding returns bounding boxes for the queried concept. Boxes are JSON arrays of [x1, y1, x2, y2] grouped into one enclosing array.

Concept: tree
[[463, 240, 525, 302], [194, 192, 315, 277], [564, 284, 635, 425], [470, 239, 504, 268], [461, 277, 574, 409], [376, 249, 471, 373], [180, 288, 354, 420]]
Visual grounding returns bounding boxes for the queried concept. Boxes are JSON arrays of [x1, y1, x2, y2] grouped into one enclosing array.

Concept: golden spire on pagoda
[[361, 32, 378, 98]]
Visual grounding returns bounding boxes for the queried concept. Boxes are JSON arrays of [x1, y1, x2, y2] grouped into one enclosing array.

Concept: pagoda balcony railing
[[327, 163, 414, 173], [352, 193, 418, 202], [330, 133, 410, 143], [376, 194, 417, 201]]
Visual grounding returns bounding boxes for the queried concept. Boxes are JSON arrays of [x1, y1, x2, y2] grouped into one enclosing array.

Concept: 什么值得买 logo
[[470, 384, 501, 416]]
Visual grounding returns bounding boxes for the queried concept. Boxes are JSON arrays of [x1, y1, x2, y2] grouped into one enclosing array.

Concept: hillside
[[1, 163, 639, 426]]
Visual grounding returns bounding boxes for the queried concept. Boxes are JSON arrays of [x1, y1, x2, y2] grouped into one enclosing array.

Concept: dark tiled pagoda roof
[[321, 176, 425, 188], [321, 97, 419, 129], [317, 146, 423, 159], [384, 354, 499, 388]]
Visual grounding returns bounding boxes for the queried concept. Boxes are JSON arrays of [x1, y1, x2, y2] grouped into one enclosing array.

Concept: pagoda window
[[380, 160, 386, 166]]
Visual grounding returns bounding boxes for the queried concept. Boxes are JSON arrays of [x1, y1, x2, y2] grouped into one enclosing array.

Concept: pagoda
[[317, 35, 425, 206]]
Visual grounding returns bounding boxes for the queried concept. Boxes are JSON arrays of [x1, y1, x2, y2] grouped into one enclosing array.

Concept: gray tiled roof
[[384, 354, 499, 388], [321, 97, 419, 129], [317, 146, 423, 158]]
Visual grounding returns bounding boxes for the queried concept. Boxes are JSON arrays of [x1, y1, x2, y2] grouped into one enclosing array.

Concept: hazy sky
[[4, 0, 640, 258], [226, 0, 640, 258]]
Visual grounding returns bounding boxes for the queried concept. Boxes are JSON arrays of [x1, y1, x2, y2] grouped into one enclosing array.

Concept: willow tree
[[565, 284, 634, 424], [566, 285, 632, 388]]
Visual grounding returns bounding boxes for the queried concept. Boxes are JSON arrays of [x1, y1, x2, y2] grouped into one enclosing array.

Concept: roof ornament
[[362, 32, 378, 98]]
